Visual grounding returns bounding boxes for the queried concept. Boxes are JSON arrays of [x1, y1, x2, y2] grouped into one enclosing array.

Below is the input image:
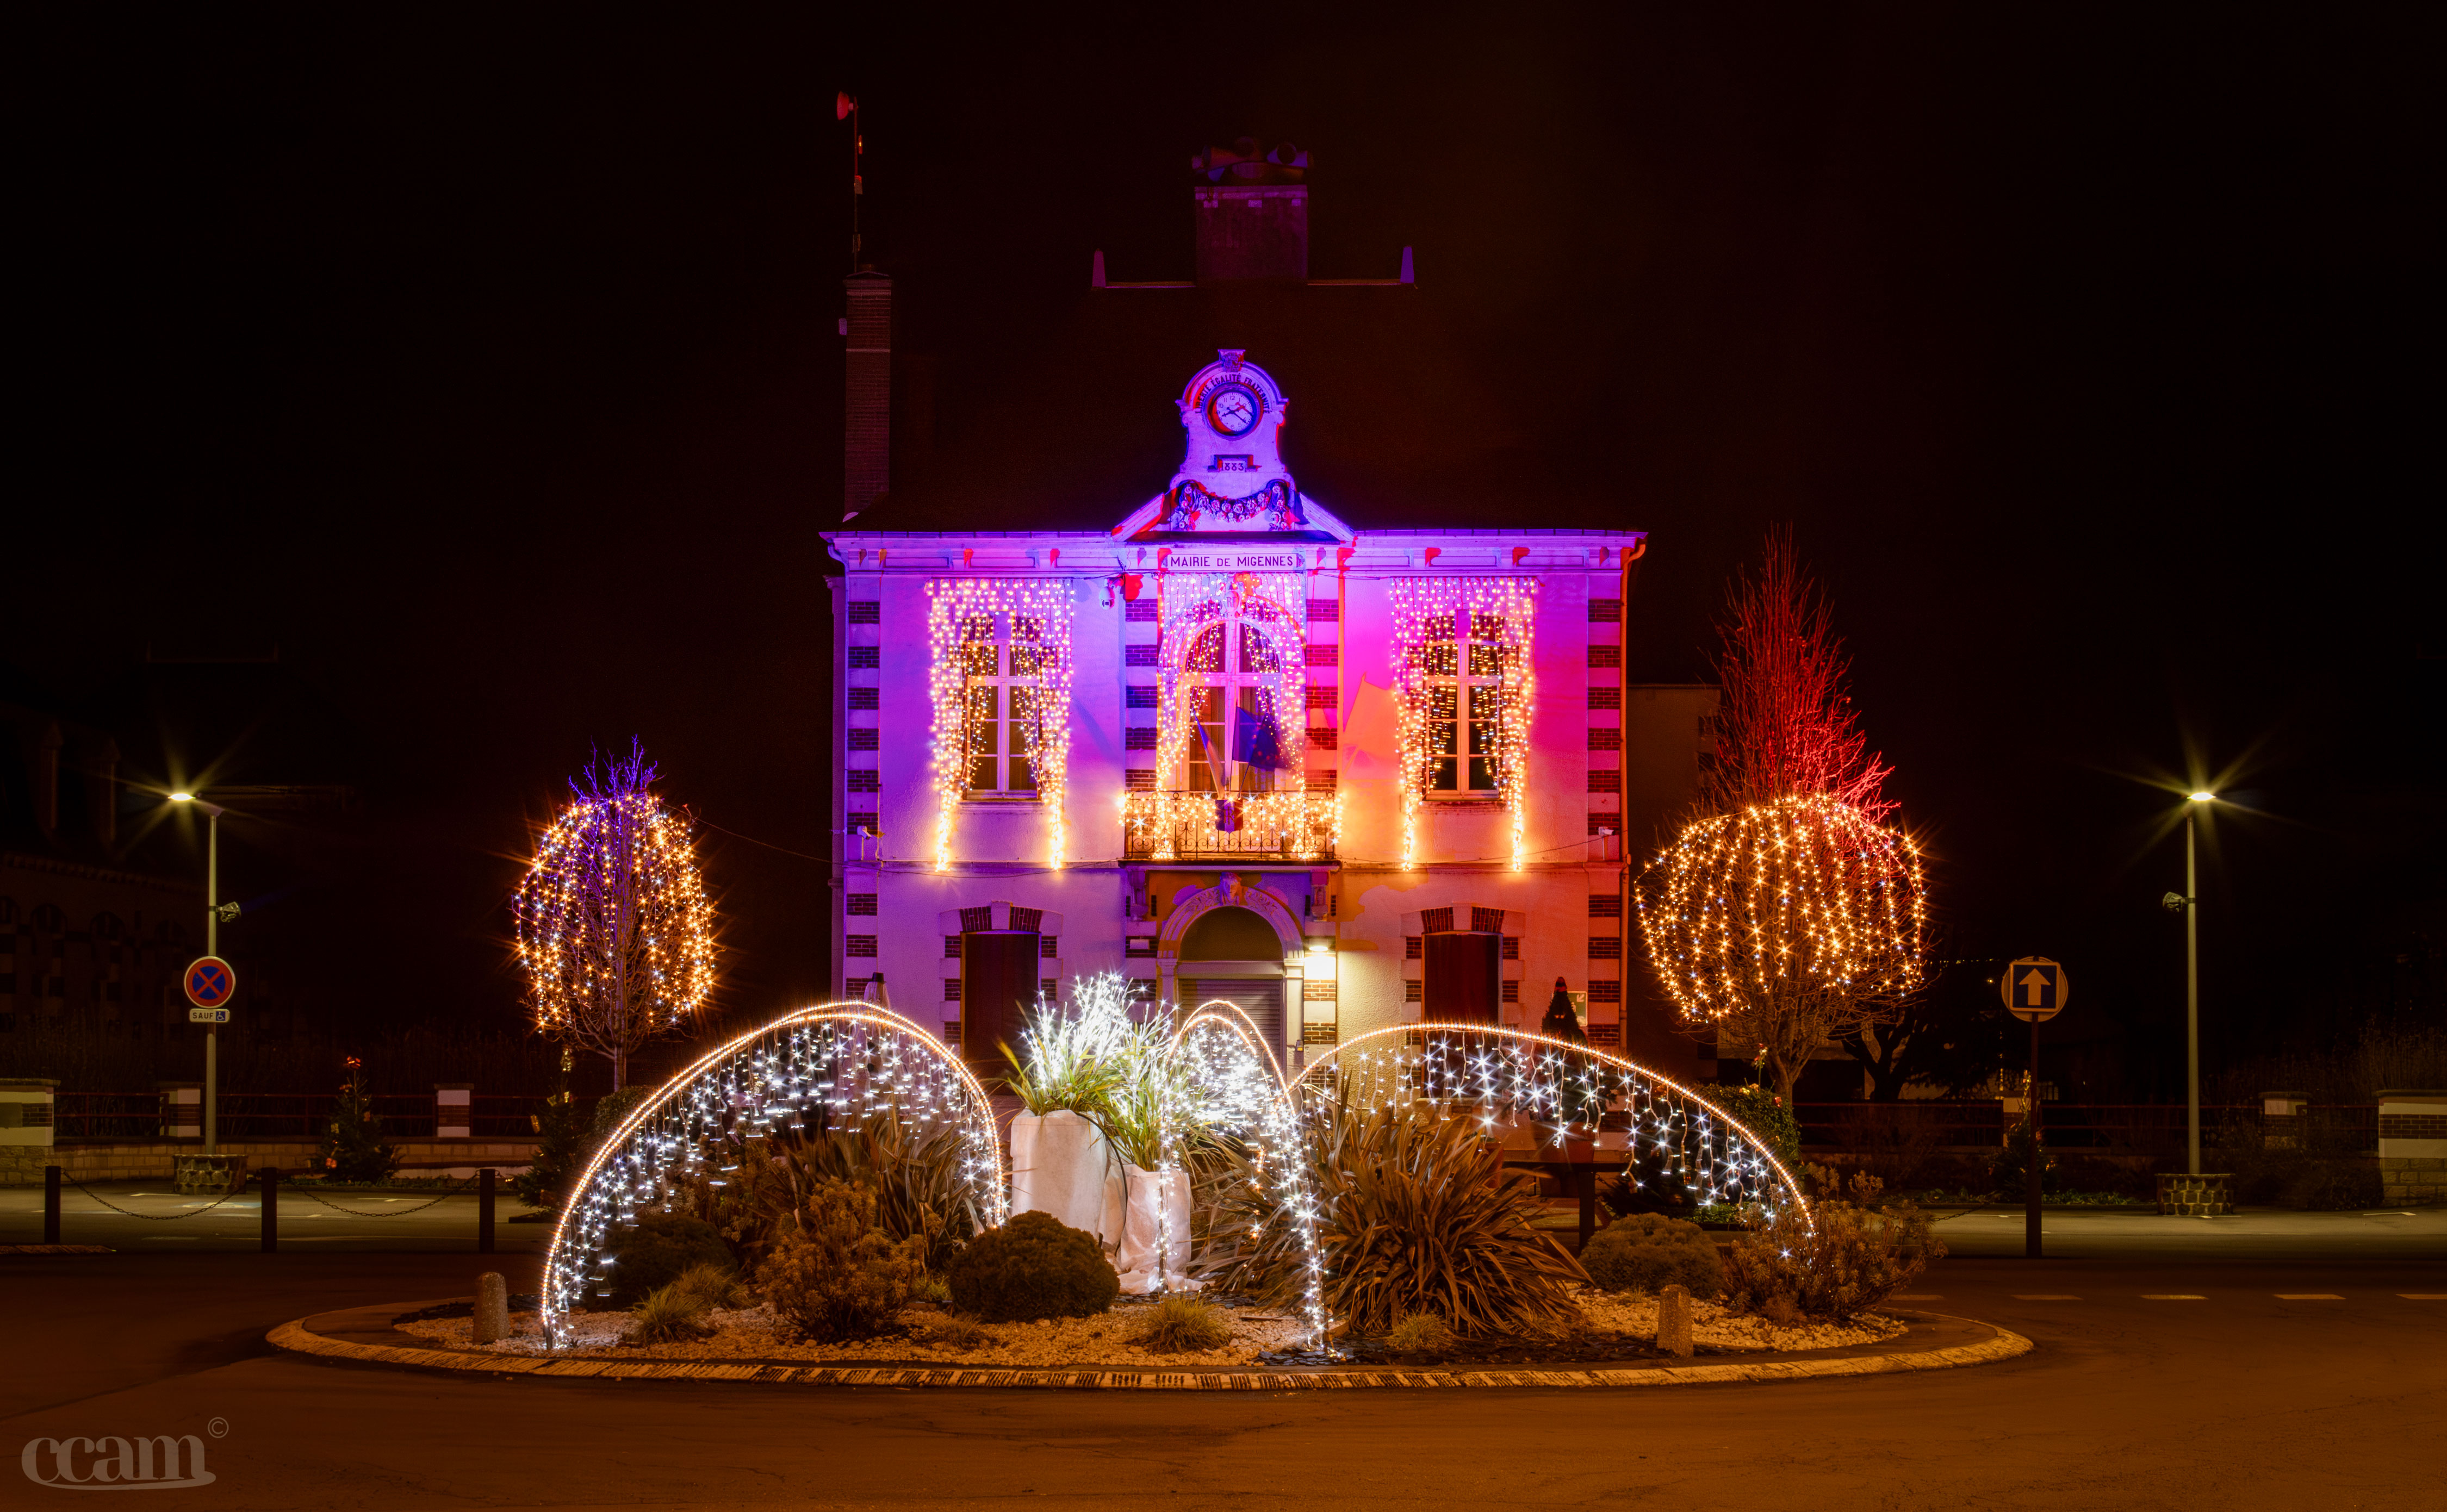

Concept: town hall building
[[823, 144, 1716, 1082]]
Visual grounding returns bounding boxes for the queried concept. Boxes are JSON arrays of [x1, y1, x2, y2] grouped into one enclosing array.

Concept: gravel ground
[[398, 1286, 1905, 1367]]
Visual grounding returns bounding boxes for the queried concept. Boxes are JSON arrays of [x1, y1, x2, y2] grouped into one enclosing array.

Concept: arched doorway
[[1177, 905, 1287, 1052]]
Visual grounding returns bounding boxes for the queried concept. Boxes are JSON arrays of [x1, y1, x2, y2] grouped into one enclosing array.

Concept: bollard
[[1657, 1283, 1694, 1359], [44, 1165, 61, 1246], [473, 1271, 510, 1345], [260, 1167, 279, 1253], [477, 1167, 496, 1254]]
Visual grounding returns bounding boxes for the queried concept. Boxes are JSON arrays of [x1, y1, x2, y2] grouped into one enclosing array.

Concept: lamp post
[[2162, 791, 2214, 1175], [167, 793, 239, 1155]]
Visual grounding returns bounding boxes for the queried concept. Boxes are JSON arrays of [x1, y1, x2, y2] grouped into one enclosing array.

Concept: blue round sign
[[184, 956, 237, 1009]]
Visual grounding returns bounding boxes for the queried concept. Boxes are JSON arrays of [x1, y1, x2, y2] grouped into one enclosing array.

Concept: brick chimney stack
[[1193, 140, 1310, 284], [842, 271, 892, 521]]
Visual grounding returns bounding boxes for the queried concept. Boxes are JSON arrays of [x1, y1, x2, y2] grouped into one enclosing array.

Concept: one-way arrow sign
[[2001, 957, 2067, 1022]]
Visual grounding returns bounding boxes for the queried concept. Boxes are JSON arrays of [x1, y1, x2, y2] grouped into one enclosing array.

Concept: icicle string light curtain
[[926, 579, 1076, 869], [539, 1004, 1008, 1345], [1294, 1023, 1811, 1227], [1388, 577, 1539, 869]]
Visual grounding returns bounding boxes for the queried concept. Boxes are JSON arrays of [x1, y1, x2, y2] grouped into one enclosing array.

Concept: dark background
[[12, 7, 2440, 1092]]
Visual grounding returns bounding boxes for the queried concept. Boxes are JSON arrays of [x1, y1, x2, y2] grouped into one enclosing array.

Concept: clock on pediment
[[1110, 350, 1355, 544]]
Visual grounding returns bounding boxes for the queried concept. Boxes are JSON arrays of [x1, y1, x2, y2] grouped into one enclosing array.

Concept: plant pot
[[1105, 1163, 1195, 1295], [1010, 1110, 1113, 1240]]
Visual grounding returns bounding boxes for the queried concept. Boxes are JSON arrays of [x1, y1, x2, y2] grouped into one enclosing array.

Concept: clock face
[[1206, 382, 1262, 438]]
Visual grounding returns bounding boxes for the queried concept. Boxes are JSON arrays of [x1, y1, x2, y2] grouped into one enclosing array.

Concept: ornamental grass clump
[[1720, 1171, 1942, 1322], [946, 1210, 1119, 1323], [1131, 1295, 1233, 1354], [756, 1177, 934, 1342], [1580, 1212, 1725, 1299], [623, 1280, 716, 1345], [1382, 1312, 1455, 1354], [1198, 1100, 1587, 1338]]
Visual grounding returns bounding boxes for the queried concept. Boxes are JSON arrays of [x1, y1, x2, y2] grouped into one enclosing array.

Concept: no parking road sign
[[184, 955, 237, 1011], [2002, 957, 2067, 1023]]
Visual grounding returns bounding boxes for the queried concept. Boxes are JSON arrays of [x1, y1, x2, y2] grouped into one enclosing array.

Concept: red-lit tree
[[1639, 531, 1927, 1106], [514, 742, 717, 1090], [1699, 527, 1893, 822]]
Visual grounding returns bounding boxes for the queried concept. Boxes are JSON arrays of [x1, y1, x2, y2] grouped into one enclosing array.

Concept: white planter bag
[[1009, 1110, 1113, 1241], [1105, 1163, 1197, 1295]]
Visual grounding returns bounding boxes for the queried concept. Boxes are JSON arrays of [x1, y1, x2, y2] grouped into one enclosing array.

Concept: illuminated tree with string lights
[[514, 742, 717, 1090], [1637, 531, 1927, 1105]]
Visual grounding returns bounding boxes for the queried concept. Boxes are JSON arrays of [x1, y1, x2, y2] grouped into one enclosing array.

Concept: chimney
[[842, 271, 892, 521], [1193, 140, 1309, 284]]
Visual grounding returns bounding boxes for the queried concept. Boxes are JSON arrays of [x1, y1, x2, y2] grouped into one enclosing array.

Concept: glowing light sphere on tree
[[515, 743, 717, 1089], [1636, 792, 1927, 1104]]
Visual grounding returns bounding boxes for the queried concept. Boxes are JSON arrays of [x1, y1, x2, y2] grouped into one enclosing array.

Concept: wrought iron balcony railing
[[1122, 789, 1339, 862]]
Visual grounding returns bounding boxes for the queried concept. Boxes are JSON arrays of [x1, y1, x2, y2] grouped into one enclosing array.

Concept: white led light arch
[[1294, 1023, 1813, 1229], [539, 1003, 1009, 1345]]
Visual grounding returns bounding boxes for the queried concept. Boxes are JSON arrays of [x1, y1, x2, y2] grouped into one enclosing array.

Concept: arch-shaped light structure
[[1164, 1000, 1328, 1344], [540, 1003, 1007, 1345], [1295, 1024, 1811, 1228]]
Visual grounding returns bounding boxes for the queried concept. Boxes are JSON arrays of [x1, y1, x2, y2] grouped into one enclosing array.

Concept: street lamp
[[2160, 791, 2215, 1174], [166, 793, 240, 1154]]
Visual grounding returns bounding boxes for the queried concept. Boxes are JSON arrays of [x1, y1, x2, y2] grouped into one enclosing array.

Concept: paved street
[[5, 1209, 2441, 1511]]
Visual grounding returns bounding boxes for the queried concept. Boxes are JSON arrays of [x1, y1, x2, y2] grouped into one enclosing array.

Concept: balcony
[[1123, 790, 1339, 862]]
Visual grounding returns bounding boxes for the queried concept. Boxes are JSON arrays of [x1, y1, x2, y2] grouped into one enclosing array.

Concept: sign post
[[2002, 957, 2067, 1259], [183, 954, 237, 1155]]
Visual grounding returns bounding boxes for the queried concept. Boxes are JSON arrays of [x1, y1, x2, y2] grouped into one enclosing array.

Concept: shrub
[[509, 1096, 590, 1211], [318, 1058, 400, 1185], [756, 1178, 933, 1342], [1197, 1101, 1588, 1338], [1132, 1296, 1234, 1353], [784, 1115, 988, 1272], [1720, 1172, 1945, 1321], [946, 1210, 1119, 1323], [2284, 1160, 2383, 1211], [623, 1281, 715, 1345], [1712, 1085, 1800, 1169], [1383, 1312, 1455, 1354], [1988, 1124, 2059, 1197], [1580, 1213, 1726, 1299], [603, 1212, 734, 1308]]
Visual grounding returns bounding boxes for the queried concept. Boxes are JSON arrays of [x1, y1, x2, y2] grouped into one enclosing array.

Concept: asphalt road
[[5, 1213, 2442, 1511]]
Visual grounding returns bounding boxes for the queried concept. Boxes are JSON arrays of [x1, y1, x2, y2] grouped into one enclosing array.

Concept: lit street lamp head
[[167, 791, 194, 802], [2187, 791, 2215, 803]]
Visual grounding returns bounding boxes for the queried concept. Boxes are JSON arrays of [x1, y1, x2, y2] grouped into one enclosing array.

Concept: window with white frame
[[1420, 609, 1512, 795], [960, 612, 1046, 797]]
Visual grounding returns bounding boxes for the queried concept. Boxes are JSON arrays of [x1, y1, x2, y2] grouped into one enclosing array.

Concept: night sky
[[15, 9, 2440, 1091]]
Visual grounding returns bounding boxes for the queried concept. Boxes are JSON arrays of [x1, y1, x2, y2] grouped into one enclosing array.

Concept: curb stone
[[266, 1306, 2033, 1391]]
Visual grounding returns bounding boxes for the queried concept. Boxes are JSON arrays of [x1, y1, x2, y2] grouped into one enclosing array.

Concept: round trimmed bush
[[1580, 1212, 1725, 1299], [946, 1210, 1118, 1322], [602, 1212, 734, 1308]]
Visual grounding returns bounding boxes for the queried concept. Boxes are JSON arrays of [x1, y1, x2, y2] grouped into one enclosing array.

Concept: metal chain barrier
[[288, 1177, 476, 1218], [67, 1179, 250, 1221]]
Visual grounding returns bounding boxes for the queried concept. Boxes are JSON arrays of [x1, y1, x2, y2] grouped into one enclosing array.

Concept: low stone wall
[[7, 1140, 540, 1185], [2382, 1156, 2444, 1206]]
